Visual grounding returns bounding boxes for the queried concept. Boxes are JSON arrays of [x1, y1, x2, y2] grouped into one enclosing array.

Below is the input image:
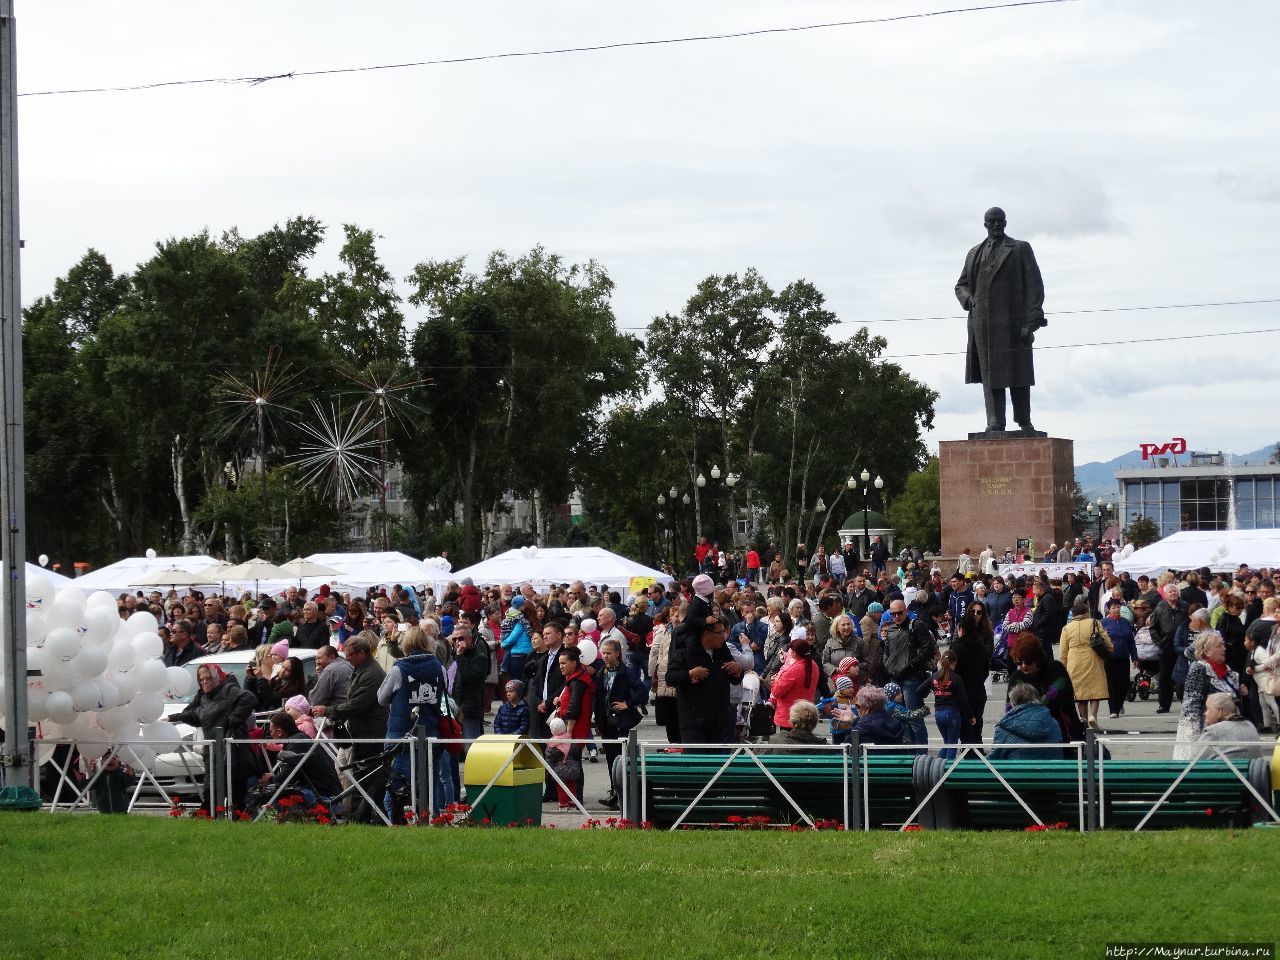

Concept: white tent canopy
[[25, 563, 73, 589], [445, 547, 673, 596], [303, 551, 434, 590], [70, 554, 219, 595], [1113, 529, 1280, 578]]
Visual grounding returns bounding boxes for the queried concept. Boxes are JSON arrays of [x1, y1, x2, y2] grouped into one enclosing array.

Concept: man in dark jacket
[[1149, 584, 1188, 713], [1029, 579, 1062, 660], [529, 620, 567, 802], [450, 623, 490, 747], [882, 600, 937, 745], [313, 635, 387, 822], [665, 618, 742, 744], [292, 601, 329, 650], [946, 574, 975, 626]]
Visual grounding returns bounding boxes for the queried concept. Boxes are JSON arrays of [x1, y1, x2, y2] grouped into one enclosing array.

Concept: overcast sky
[[13, 0, 1280, 465]]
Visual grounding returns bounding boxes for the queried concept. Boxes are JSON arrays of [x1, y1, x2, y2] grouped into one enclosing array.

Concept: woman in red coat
[[769, 627, 820, 731], [555, 646, 596, 801]]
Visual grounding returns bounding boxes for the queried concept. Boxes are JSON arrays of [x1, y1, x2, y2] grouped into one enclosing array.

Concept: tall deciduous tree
[[888, 457, 941, 552]]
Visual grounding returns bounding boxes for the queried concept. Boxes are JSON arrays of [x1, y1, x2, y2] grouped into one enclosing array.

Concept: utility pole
[[0, 0, 33, 800]]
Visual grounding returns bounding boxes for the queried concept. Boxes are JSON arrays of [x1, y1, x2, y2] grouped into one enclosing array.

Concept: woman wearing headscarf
[[1173, 631, 1243, 760], [1007, 633, 1085, 742], [169, 662, 260, 809]]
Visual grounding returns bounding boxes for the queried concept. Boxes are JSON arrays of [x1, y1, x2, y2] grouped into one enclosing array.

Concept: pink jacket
[[769, 654, 819, 729]]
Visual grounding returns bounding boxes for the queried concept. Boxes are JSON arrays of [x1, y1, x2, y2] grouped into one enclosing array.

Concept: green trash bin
[[463, 735, 544, 826]]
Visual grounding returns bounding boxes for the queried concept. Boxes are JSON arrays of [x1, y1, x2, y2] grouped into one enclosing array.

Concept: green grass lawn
[[1, 814, 1277, 960]]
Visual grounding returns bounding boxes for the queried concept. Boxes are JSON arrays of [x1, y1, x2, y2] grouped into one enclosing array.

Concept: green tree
[[407, 247, 639, 563], [1124, 514, 1161, 549], [888, 458, 941, 552]]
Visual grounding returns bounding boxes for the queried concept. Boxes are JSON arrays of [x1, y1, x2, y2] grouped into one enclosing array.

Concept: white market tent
[[444, 546, 673, 596], [69, 554, 219, 595], [1113, 529, 1280, 578], [303, 551, 434, 590], [25, 563, 73, 589]]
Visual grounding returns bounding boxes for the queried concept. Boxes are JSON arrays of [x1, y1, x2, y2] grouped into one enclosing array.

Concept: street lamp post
[[848, 468, 884, 571], [1088, 498, 1114, 545]]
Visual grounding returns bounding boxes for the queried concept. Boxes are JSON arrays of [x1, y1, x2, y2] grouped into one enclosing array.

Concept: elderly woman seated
[[989, 683, 1065, 760], [851, 685, 906, 748], [768, 700, 828, 749], [1194, 692, 1268, 758]]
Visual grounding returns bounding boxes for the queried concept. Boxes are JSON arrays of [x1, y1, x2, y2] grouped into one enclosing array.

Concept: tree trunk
[[459, 430, 479, 564], [782, 378, 798, 568], [533, 490, 545, 547], [171, 434, 197, 554]]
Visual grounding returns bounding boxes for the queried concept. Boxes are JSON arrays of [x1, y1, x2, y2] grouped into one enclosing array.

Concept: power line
[[18, 0, 1077, 98], [882, 325, 1280, 360], [613, 296, 1280, 331], [24, 324, 1280, 370]]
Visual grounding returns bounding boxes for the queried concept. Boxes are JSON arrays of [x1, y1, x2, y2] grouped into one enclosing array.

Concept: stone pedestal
[[939, 437, 1075, 560]]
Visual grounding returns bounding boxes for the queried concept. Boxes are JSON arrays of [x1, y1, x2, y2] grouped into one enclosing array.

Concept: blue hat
[[440, 614, 454, 635], [867, 602, 884, 615], [510, 595, 526, 609]]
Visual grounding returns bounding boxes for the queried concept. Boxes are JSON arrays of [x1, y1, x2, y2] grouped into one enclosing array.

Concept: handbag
[[1088, 620, 1110, 658], [438, 691, 464, 756], [748, 701, 776, 739]]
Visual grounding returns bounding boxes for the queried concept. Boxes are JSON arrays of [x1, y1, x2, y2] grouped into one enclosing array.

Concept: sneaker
[[1108, 712, 1119, 719], [587, 748, 599, 763]]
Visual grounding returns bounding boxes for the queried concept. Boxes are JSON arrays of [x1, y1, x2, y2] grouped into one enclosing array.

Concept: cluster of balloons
[[0, 575, 194, 766], [422, 556, 452, 572], [517, 546, 540, 560]]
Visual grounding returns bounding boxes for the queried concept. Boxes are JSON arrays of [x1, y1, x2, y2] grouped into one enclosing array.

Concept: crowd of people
[[92, 533, 1280, 821]]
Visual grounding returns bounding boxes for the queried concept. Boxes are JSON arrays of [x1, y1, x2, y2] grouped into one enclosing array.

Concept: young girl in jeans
[[916, 649, 975, 760]]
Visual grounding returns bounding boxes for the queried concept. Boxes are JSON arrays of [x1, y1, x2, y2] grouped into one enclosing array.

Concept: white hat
[[789, 624, 808, 642]]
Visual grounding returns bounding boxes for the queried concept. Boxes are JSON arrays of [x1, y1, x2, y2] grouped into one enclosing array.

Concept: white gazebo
[[837, 509, 895, 561]]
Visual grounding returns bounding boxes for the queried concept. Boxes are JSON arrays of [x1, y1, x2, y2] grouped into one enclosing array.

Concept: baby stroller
[[1130, 627, 1161, 702], [990, 623, 1009, 684], [739, 672, 774, 741]]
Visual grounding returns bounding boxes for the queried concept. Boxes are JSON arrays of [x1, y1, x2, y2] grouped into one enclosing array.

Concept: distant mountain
[[1075, 442, 1278, 501]]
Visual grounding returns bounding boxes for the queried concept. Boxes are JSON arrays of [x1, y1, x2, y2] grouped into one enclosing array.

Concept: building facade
[[1116, 451, 1280, 538]]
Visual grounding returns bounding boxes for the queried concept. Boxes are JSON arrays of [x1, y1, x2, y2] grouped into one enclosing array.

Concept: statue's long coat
[[955, 235, 1045, 389]]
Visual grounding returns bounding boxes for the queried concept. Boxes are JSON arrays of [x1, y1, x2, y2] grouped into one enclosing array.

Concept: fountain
[[1225, 451, 1237, 531]]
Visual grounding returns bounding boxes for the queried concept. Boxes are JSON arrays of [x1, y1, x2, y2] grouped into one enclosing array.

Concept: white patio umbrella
[[219, 557, 291, 596], [278, 557, 342, 587], [129, 566, 219, 589]]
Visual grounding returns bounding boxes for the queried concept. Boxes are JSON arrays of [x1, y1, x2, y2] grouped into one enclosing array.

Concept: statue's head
[[984, 207, 1007, 239]]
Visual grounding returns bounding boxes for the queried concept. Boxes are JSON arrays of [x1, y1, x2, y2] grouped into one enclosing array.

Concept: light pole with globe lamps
[[847, 469, 884, 570], [1088, 498, 1114, 545]]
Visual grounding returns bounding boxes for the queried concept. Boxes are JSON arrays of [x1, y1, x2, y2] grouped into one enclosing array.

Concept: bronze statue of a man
[[955, 207, 1046, 433]]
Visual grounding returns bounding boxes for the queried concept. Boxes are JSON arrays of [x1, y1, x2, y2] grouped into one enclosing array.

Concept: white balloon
[[25, 609, 47, 647], [1121, 543, 1135, 559], [578, 637, 599, 665], [132, 631, 163, 660], [26, 646, 48, 675], [135, 658, 168, 694], [25, 573, 56, 609], [145, 548, 157, 560], [45, 627, 81, 664], [72, 645, 108, 680], [46, 597, 86, 632], [109, 671, 137, 705], [125, 610, 159, 637], [130, 691, 165, 724], [87, 590, 118, 611], [70, 680, 101, 712], [40, 657, 75, 691], [142, 720, 180, 745], [38, 553, 49, 567], [164, 666, 193, 698], [1217, 543, 1229, 559], [97, 678, 120, 710], [27, 688, 50, 722], [108, 639, 139, 674], [83, 608, 120, 646], [47, 690, 77, 725], [54, 586, 87, 615], [97, 707, 133, 737]]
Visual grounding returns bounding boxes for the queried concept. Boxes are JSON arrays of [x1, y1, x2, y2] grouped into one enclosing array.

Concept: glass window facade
[[1120, 470, 1280, 536]]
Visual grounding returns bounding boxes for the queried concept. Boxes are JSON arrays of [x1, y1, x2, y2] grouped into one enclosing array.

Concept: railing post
[[625, 729, 640, 824], [1084, 731, 1097, 832], [848, 736, 863, 832], [210, 728, 227, 816], [412, 726, 429, 820]]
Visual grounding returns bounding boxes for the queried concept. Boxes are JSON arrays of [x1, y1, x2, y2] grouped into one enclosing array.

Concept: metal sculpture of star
[[290, 400, 382, 506], [214, 347, 302, 442]]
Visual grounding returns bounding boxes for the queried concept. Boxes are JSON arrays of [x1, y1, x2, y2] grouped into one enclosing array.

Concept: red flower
[[1205, 808, 1214, 817], [726, 815, 744, 824], [168, 808, 182, 818], [903, 824, 924, 832]]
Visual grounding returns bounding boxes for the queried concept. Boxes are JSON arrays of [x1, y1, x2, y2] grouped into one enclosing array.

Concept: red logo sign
[[1140, 437, 1187, 460]]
